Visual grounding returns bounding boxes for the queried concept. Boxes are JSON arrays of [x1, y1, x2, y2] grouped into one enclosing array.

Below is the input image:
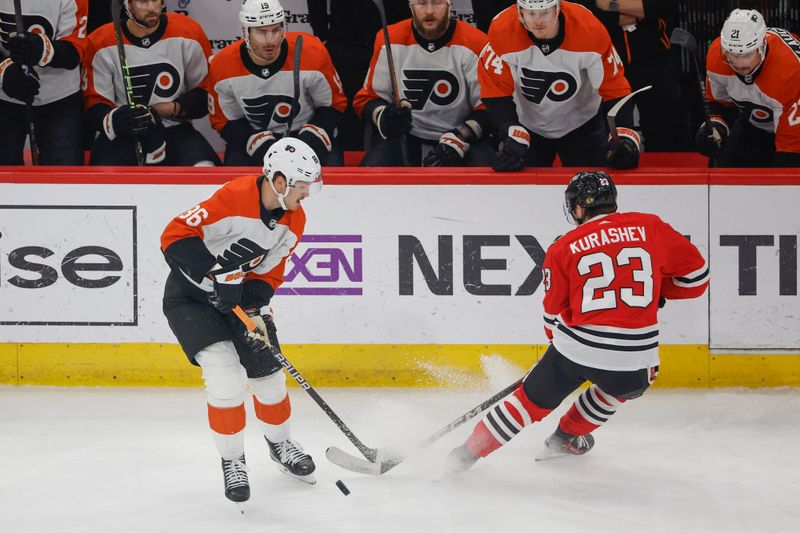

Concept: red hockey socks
[[465, 386, 551, 457], [559, 384, 623, 436]]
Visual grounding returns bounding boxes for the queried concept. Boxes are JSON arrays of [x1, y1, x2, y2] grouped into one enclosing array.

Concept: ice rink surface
[[2, 384, 799, 533]]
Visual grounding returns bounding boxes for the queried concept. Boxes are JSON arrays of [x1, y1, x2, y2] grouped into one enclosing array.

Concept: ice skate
[[266, 437, 317, 484], [439, 444, 480, 480], [535, 427, 595, 461], [221, 454, 250, 512]]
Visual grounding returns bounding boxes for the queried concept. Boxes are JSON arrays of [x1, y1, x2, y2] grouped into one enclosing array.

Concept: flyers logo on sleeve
[[519, 69, 578, 104], [402, 70, 460, 110]]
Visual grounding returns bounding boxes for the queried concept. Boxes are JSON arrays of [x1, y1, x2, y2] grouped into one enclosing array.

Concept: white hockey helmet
[[239, 0, 286, 49], [517, 0, 559, 10], [720, 9, 767, 56], [263, 137, 323, 209]]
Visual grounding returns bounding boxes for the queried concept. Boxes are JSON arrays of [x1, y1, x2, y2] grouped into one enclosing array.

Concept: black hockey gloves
[[7, 32, 54, 67], [207, 239, 269, 313], [492, 124, 530, 172], [103, 104, 155, 141], [1, 62, 39, 104], [695, 116, 729, 157], [374, 101, 412, 139], [140, 113, 166, 165], [208, 272, 244, 314], [606, 128, 641, 170], [246, 130, 277, 163]]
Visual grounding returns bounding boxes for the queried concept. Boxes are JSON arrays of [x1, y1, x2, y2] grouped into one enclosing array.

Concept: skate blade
[[277, 464, 317, 485], [235, 502, 246, 514], [534, 446, 568, 462]]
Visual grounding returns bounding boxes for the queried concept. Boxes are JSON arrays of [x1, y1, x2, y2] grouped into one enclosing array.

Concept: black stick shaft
[[371, 0, 410, 166], [12, 0, 39, 166], [286, 35, 303, 137], [111, 0, 145, 166]]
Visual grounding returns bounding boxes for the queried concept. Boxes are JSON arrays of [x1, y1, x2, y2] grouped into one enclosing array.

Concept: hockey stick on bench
[[232, 306, 380, 462], [325, 377, 523, 475], [12, 0, 39, 165]]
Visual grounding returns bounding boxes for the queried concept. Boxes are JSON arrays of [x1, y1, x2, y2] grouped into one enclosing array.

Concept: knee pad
[[196, 341, 247, 407], [249, 369, 286, 405]]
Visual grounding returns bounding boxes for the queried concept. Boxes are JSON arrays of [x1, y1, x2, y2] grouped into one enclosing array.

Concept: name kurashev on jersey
[[568, 225, 647, 254]]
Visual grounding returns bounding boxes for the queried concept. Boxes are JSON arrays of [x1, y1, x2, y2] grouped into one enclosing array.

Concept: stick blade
[[669, 27, 697, 52], [326, 446, 384, 475]]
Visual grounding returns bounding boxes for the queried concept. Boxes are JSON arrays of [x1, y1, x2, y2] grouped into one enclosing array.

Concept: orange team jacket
[[0, 0, 88, 106], [353, 18, 489, 141], [161, 175, 306, 301], [83, 12, 212, 128], [542, 212, 709, 371], [479, 2, 630, 139], [208, 33, 346, 139], [705, 28, 800, 154]]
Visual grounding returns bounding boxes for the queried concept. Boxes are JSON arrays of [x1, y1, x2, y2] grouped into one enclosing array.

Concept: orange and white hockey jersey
[[353, 18, 488, 141], [161, 174, 305, 296], [0, 0, 87, 105], [208, 33, 346, 136], [479, 2, 630, 139], [705, 28, 800, 154], [83, 12, 212, 128]]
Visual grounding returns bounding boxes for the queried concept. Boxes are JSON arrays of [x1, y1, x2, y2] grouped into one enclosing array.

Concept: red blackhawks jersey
[[0, 0, 88, 105], [705, 28, 800, 153], [161, 175, 305, 295], [208, 33, 346, 135], [542, 212, 709, 371], [83, 13, 212, 128], [353, 18, 488, 141], [479, 2, 630, 139]]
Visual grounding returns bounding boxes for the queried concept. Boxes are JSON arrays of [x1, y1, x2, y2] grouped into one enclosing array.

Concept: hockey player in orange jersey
[[446, 170, 709, 473], [0, 0, 88, 165], [696, 9, 800, 167], [479, 0, 641, 171], [208, 0, 347, 166], [353, 0, 496, 167], [83, 0, 220, 166], [161, 137, 323, 506]]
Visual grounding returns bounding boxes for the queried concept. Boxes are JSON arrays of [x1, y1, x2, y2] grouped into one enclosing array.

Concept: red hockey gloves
[[695, 116, 729, 157], [606, 127, 641, 169], [246, 130, 277, 162], [492, 124, 530, 172], [423, 120, 482, 167], [8, 32, 54, 67], [1, 60, 39, 104], [374, 101, 413, 139], [103, 104, 155, 141]]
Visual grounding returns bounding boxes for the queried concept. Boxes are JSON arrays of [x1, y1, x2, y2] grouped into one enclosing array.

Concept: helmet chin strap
[[268, 176, 289, 210], [125, 1, 161, 31]]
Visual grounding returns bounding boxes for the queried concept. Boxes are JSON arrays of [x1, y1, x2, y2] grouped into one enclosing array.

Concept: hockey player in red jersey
[[696, 9, 800, 167], [446, 170, 709, 472], [83, 0, 220, 166], [161, 137, 323, 505], [208, 0, 347, 166], [0, 0, 88, 165], [353, 0, 495, 167], [480, 0, 641, 171]]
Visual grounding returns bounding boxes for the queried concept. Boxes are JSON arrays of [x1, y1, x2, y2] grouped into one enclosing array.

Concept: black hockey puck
[[335, 480, 350, 496]]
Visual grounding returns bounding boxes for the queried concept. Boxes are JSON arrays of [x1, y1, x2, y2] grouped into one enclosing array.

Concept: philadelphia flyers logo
[[215, 238, 269, 273], [241, 94, 297, 129], [401, 70, 460, 110], [0, 12, 55, 46], [127, 63, 182, 104], [731, 97, 774, 125], [519, 68, 578, 104]]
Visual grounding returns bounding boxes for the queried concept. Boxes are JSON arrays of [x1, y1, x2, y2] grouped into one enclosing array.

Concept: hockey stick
[[12, 0, 39, 165], [371, 0, 411, 166], [326, 377, 524, 475], [670, 27, 716, 167], [285, 35, 302, 136], [111, 0, 145, 166], [232, 306, 380, 462], [606, 85, 652, 142]]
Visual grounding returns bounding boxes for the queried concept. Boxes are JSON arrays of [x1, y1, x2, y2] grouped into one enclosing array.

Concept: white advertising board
[[0, 182, 714, 346]]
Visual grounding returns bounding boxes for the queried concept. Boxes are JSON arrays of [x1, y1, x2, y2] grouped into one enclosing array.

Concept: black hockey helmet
[[564, 171, 618, 224]]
